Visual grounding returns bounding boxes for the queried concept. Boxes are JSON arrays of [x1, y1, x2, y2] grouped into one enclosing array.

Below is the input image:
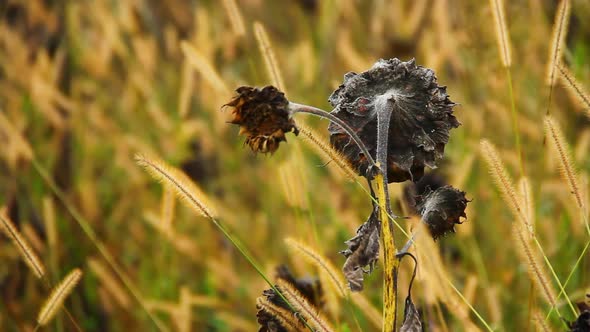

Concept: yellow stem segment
[[374, 169, 398, 331]]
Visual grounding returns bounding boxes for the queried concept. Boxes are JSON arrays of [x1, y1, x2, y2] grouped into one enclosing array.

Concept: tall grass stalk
[[135, 154, 316, 331], [31, 158, 170, 332]]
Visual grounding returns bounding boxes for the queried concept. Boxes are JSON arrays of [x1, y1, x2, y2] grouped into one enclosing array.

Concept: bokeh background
[[1, 0, 590, 331]]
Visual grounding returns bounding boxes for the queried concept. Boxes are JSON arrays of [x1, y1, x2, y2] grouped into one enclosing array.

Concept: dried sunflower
[[328, 58, 459, 182], [415, 185, 469, 240], [225, 86, 299, 154]]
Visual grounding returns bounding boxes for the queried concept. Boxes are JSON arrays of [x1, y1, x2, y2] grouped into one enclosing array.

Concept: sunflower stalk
[[375, 98, 399, 331], [289, 102, 377, 171]]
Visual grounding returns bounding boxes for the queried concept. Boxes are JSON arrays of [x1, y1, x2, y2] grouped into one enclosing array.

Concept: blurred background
[[1, 0, 589, 331]]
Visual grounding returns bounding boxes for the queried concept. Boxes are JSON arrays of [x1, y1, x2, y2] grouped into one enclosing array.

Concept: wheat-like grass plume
[[135, 154, 216, 219], [298, 123, 357, 181], [37, 268, 83, 327], [489, 0, 512, 67], [253, 21, 286, 92], [256, 297, 303, 332], [533, 310, 551, 332], [88, 258, 131, 308], [518, 177, 535, 236], [0, 111, 33, 160], [557, 63, 590, 115], [277, 280, 335, 332], [513, 224, 557, 308], [221, 0, 246, 36], [0, 209, 46, 279], [284, 237, 348, 297], [480, 140, 528, 227], [545, 0, 570, 86], [543, 117, 586, 214], [180, 41, 229, 95], [350, 292, 383, 328]]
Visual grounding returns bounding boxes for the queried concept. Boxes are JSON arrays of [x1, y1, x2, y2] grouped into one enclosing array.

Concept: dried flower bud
[[403, 172, 447, 214], [328, 58, 459, 182], [415, 186, 469, 240], [225, 86, 299, 154], [570, 297, 590, 332], [340, 210, 380, 291]]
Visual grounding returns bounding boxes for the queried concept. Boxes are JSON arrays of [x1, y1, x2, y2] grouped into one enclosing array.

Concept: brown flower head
[[415, 185, 469, 240], [328, 58, 459, 182], [225, 86, 299, 154], [569, 296, 590, 332]]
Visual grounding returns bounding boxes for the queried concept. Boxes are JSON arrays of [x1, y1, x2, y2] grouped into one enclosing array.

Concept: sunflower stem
[[288, 102, 378, 173], [375, 98, 399, 331]]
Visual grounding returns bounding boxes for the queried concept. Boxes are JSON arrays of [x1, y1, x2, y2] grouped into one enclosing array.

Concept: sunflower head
[[328, 58, 459, 183], [415, 185, 469, 240], [225, 86, 299, 154]]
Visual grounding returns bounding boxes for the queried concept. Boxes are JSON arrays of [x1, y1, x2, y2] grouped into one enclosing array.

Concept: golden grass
[[37, 268, 83, 327], [489, 0, 512, 67], [513, 223, 557, 308], [557, 63, 590, 115], [480, 140, 528, 227], [88, 258, 131, 309], [0, 208, 46, 279], [253, 21, 286, 92], [221, 0, 246, 37], [298, 123, 357, 181], [277, 279, 335, 332], [284, 237, 347, 297], [543, 116, 589, 234], [135, 153, 216, 219], [256, 297, 303, 332], [180, 41, 230, 95], [545, 0, 571, 86]]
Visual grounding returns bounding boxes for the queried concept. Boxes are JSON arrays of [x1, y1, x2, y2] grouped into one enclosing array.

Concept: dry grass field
[[1, 0, 590, 331]]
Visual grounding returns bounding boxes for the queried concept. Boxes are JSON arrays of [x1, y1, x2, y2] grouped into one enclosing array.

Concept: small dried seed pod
[[225, 86, 299, 154], [328, 58, 459, 182], [415, 185, 469, 240]]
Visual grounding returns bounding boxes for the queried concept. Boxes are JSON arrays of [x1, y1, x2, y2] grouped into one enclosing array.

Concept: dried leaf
[[400, 296, 423, 332], [340, 210, 380, 291]]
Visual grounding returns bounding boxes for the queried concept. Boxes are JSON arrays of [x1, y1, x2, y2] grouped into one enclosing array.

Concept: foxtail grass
[[36, 268, 83, 329], [136, 154, 216, 218], [0, 208, 46, 279], [180, 41, 230, 95], [256, 297, 304, 332], [489, 0, 511, 67], [543, 116, 589, 235], [88, 258, 131, 309], [480, 140, 577, 316], [513, 223, 558, 309], [298, 123, 357, 181], [221, 0, 246, 36], [253, 21, 286, 92], [285, 238, 347, 297], [557, 63, 590, 116], [545, 0, 570, 87], [518, 177, 535, 236], [135, 154, 315, 330], [276, 280, 335, 332], [30, 157, 170, 331], [545, 0, 571, 115], [480, 140, 528, 226]]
